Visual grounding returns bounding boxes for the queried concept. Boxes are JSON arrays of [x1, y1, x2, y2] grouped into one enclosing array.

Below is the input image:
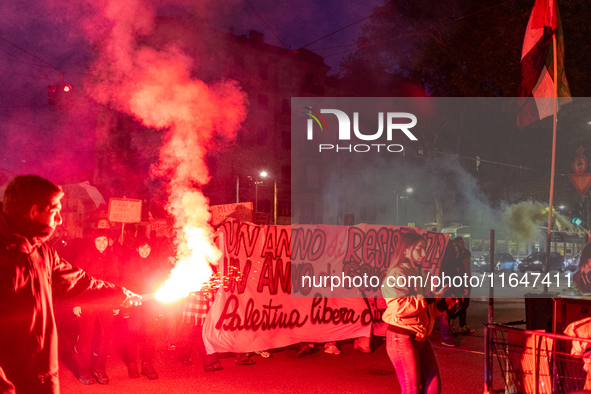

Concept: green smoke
[[502, 201, 578, 243]]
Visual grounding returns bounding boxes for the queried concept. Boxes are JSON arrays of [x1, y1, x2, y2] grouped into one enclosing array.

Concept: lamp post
[[255, 179, 263, 212], [394, 188, 413, 226], [259, 171, 277, 224], [236, 176, 239, 203]]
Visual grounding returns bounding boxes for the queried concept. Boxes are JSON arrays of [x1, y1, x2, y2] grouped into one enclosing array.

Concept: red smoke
[[83, 0, 247, 293]]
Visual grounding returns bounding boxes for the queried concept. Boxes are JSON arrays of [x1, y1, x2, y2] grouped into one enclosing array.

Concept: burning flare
[[155, 192, 221, 303]]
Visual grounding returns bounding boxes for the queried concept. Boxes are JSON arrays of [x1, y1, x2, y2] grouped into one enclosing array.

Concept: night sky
[[0, 0, 386, 183]]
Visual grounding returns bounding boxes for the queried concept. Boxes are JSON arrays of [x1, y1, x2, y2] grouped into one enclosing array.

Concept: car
[[476, 253, 519, 272], [518, 251, 566, 273], [494, 253, 519, 272], [471, 256, 487, 272], [565, 253, 581, 272]]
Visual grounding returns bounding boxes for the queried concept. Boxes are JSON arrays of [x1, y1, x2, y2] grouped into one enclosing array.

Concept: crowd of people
[[52, 219, 180, 384], [0, 174, 475, 394]]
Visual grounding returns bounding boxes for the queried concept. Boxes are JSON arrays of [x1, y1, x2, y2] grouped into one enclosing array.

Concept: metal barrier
[[485, 324, 591, 394]]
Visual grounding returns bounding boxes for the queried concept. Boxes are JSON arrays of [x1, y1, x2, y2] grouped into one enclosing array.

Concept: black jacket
[[0, 213, 125, 393]]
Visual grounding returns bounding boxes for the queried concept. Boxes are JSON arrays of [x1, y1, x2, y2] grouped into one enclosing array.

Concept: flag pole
[[544, 33, 559, 293]]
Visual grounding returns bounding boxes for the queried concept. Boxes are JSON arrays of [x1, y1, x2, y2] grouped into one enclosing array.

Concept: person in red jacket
[[0, 175, 141, 394]]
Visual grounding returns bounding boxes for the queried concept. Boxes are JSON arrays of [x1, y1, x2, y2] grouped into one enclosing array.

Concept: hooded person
[[119, 236, 171, 379], [73, 227, 123, 385], [0, 175, 141, 394]]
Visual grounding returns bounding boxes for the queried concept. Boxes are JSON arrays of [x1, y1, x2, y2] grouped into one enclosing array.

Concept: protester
[[120, 237, 170, 379], [453, 236, 475, 335], [0, 175, 141, 394], [177, 267, 255, 371], [382, 231, 457, 394], [73, 228, 122, 385], [435, 240, 464, 348], [324, 342, 342, 355], [574, 242, 591, 293], [95, 218, 118, 251]]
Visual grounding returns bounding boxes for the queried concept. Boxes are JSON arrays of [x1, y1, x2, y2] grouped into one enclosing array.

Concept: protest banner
[[210, 202, 254, 226], [203, 220, 448, 354]]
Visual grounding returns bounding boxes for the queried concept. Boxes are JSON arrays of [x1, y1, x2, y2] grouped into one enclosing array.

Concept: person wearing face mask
[[73, 228, 122, 385], [381, 231, 458, 394], [0, 175, 141, 394], [120, 237, 171, 379]]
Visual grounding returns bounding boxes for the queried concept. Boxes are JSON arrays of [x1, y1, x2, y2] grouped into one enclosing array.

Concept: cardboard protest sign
[[150, 219, 170, 237], [108, 198, 142, 223]]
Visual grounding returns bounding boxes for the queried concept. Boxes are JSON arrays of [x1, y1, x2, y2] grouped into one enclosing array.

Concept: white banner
[[203, 221, 448, 353]]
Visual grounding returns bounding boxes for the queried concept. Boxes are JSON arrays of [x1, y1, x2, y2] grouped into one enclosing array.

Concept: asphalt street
[[57, 299, 527, 394]]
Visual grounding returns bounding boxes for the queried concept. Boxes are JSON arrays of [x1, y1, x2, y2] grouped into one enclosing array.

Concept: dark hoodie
[[0, 213, 125, 393]]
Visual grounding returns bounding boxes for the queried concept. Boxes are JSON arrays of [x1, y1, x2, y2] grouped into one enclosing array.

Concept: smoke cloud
[[80, 0, 247, 293], [502, 200, 578, 243]]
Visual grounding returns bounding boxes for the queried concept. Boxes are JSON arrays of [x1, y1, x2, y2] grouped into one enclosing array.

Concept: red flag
[[517, 0, 571, 129]]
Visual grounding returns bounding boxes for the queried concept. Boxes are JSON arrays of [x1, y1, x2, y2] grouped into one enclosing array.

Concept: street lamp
[[394, 188, 413, 226], [255, 179, 263, 212], [259, 171, 277, 225]]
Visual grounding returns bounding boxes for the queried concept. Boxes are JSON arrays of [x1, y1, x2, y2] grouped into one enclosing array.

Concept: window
[[282, 129, 291, 149], [281, 165, 291, 184], [472, 239, 482, 252], [257, 127, 268, 146], [231, 56, 245, 76], [279, 201, 291, 217], [282, 99, 290, 115], [508, 241, 517, 255], [496, 239, 506, 253], [257, 94, 268, 109], [557, 242, 565, 255], [282, 68, 292, 85], [301, 203, 315, 224], [306, 166, 319, 189], [566, 242, 573, 256], [259, 63, 269, 80]]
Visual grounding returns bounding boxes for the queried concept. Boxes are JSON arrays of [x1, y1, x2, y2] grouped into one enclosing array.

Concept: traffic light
[[573, 202, 584, 226], [47, 77, 73, 106]]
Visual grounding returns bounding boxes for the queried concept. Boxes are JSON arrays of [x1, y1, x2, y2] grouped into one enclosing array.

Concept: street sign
[[108, 198, 142, 223], [569, 147, 591, 196], [568, 174, 591, 196]]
